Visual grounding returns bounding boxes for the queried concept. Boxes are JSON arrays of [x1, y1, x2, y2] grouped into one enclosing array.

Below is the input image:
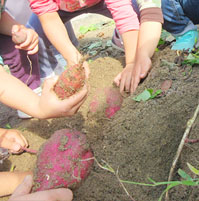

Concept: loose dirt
[[0, 15, 199, 201]]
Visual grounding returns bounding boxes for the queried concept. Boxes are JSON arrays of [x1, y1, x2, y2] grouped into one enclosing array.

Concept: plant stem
[[94, 157, 136, 201]]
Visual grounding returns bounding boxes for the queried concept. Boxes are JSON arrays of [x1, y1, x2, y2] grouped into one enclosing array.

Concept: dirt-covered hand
[[38, 76, 88, 119], [0, 128, 28, 154], [130, 56, 152, 93], [8, 175, 73, 201], [113, 63, 135, 94], [12, 25, 39, 55]]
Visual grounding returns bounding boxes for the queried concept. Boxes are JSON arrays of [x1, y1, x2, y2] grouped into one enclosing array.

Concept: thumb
[[10, 175, 33, 198]]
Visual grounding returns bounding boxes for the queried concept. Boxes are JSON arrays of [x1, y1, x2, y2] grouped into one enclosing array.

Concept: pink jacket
[[29, 0, 162, 34]]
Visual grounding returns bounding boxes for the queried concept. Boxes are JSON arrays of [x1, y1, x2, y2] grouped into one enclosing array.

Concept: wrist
[[63, 46, 82, 66]]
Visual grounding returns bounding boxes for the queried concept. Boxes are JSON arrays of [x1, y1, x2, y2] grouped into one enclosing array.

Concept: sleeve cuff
[[140, 7, 164, 24]]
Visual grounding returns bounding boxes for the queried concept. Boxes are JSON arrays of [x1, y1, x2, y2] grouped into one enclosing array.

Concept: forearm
[[39, 12, 80, 66], [0, 11, 19, 36], [122, 30, 139, 65], [137, 21, 162, 58], [0, 171, 32, 197], [0, 66, 42, 118]]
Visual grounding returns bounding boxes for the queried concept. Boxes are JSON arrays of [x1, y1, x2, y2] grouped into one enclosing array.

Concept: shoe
[[172, 30, 198, 52], [17, 86, 42, 119], [111, 28, 124, 52]]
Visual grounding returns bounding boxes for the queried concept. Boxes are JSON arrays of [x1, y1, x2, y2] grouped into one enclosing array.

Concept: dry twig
[[165, 102, 199, 201]]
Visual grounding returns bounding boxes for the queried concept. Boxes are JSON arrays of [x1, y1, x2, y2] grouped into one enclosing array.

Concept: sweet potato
[[32, 129, 94, 192], [104, 87, 123, 118], [89, 87, 123, 118], [54, 59, 86, 100]]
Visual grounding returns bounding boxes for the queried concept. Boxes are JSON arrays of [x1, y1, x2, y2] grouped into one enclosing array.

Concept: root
[[26, 55, 33, 85], [165, 102, 199, 201]]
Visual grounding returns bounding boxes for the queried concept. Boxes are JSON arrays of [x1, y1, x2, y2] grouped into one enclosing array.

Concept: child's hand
[[12, 25, 39, 55], [114, 63, 136, 94], [114, 56, 152, 94], [36, 76, 89, 119], [9, 175, 73, 201], [0, 128, 28, 153]]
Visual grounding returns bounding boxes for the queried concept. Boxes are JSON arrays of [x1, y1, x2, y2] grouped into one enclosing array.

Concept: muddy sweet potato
[[54, 59, 86, 100], [32, 129, 94, 192], [89, 87, 123, 119]]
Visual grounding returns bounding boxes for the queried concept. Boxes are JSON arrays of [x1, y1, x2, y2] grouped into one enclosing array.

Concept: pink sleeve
[[105, 0, 139, 34], [29, 0, 59, 16]]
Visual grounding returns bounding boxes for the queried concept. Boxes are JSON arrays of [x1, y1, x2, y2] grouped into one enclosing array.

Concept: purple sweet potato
[[104, 87, 123, 118], [32, 129, 94, 192], [89, 87, 123, 118]]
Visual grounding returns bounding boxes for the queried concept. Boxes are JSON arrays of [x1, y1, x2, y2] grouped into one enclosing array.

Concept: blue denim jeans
[[27, 15, 78, 78], [162, 0, 199, 35]]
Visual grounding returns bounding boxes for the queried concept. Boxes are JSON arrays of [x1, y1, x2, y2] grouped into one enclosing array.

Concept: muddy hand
[[12, 25, 27, 45]]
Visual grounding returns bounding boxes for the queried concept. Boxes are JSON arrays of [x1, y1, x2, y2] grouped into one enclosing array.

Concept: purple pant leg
[[0, 34, 40, 90]]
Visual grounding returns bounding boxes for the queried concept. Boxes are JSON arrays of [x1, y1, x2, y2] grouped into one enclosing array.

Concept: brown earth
[[0, 16, 199, 201]]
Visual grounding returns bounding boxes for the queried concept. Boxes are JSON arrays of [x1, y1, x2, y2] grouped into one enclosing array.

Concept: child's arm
[[106, 0, 163, 93], [128, 21, 162, 93], [8, 175, 73, 201], [114, 21, 162, 93], [0, 65, 88, 119], [12, 25, 39, 55], [39, 12, 81, 66], [0, 171, 32, 197], [0, 11, 19, 36], [0, 11, 39, 54], [0, 128, 28, 153]]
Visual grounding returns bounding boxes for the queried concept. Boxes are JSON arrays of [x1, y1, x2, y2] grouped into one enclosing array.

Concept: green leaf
[[5, 123, 12, 129], [183, 53, 199, 65], [155, 47, 159, 52], [88, 59, 93, 64], [133, 89, 152, 102], [178, 169, 193, 181], [158, 183, 180, 201], [133, 89, 162, 102], [88, 24, 99, 31], [181, 180, 198, 186], [88, 41, 102, 50], [151, 89, 162, 99], [79, 26, 89, 34], [79, 23, 101, 34], [187, 163, 199, 176], [106, 40, 112, 47], [158, 38, 165, 46]]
